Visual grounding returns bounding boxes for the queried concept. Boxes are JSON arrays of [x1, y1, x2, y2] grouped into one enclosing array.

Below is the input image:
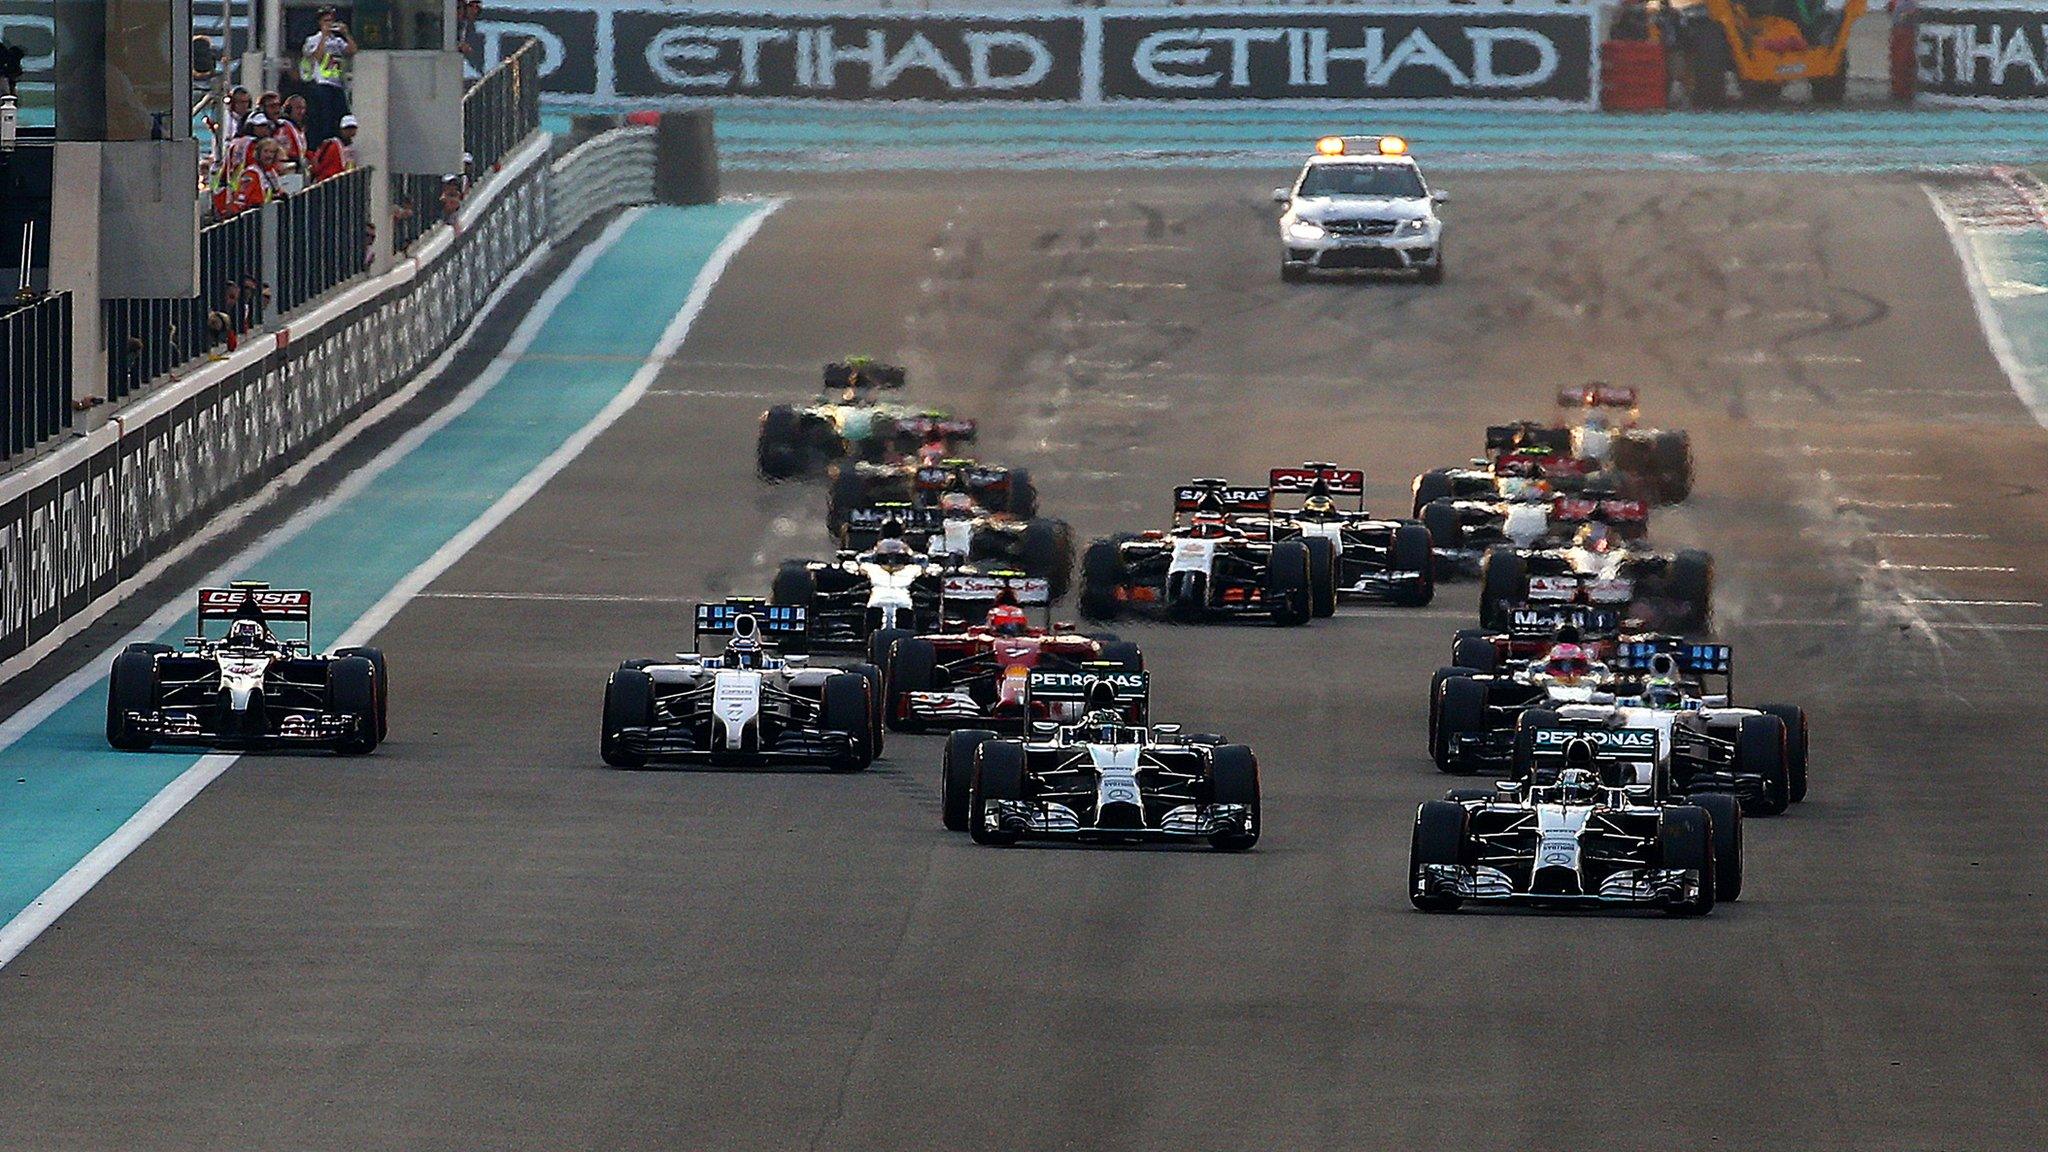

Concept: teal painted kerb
[[1971, 230, 2048, 411], [0, 204, 760, 927]]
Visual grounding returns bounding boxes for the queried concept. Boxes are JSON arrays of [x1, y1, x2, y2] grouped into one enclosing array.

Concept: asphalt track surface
[[4, 169, 2047, 1150]]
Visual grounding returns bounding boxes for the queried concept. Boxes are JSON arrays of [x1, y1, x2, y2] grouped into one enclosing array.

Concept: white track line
[[1877, 562, 2017, 573], [1901, 598, 2044, 608], [416, 591, 698, 604], [0, 201, 782, 968], [1874, 532, 1990, 540]]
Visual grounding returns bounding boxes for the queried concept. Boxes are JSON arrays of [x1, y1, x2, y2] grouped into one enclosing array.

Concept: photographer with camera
[[298, 6, 356, 148]]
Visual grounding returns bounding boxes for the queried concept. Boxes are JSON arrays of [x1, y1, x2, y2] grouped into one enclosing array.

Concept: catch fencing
[[1, 292, 72, 462], [276, 166, 372, 314]]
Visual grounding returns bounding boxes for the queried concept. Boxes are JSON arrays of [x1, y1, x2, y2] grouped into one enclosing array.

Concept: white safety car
[[1274, 135, 1446, 284]]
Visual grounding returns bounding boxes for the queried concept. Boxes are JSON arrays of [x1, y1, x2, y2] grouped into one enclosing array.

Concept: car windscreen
[[1296, 163, 1426, 199]]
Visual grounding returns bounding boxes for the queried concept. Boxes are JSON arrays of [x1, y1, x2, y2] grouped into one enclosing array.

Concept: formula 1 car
[[945, 672, 1259, 850], [838, 500, 1075, 600], [772, 532, 950, 661], [879, 573, 1144, 732], [1409, 732, 1740, 915], [1477, 527, 1711, 632], [105, 583, 385, 754], [756, 359, 977, 479], [1258, 464, 1433, 608], [1553, 384, 1693, 503], [1509, 641, 1806, 815], [1414, 464, 1649, 577], [599, 602, 880, 771], [1430, 630, 1641, 775], [828, 458, 1038, 532], [1077, 482, 1316, 626]]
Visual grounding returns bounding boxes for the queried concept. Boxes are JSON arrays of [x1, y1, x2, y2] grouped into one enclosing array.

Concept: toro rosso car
[[106, 583, 386, 754], [756, 359, 977, 479], [1409, 733, 1740, 915], [1555, 384, 1692, 504], [1078, 482, 1316, 626], [600, 602, 880, 771], [878, 574, 1144, 732], [1259, 464, 1434, 608], [1477, 524, 1711, 632], [944, 673, 1260, 851]]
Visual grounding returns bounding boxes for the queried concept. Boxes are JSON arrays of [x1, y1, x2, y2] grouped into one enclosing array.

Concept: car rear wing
[[1485, 423, 1573, 457], [198, 585, 312, 621], [914, 463, 1008, 492], [942, 572, 1051, 608], [845, 503, 946, 535], [1172, 481, 1271, 520], [695, 600, 809, 641], [1557, 383, 1639, 410], [1613, 638, 1732, 691], [893, 413, 976, 441], [1504, 605, 1621, 639], [1026, 668, 1149, 719], [1551, 495, 1648, 526], [1268, 464, 1366, 511], [823, 360, 906, 390], [1526, 725, 1659, 760]]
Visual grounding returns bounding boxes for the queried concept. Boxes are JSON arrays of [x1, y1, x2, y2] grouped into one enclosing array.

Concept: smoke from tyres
[[478, 5, 1598, 106]]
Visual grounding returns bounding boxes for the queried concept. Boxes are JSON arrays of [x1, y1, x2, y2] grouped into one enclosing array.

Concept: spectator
[[210, 85, 252, 145], [227, 138, 289, 216], [439, 175, 465, 224], [310, 114, 359, 182], [275, 94, 310, 175], [224, 112, 273, 181], [299, 6, 356, 147], [457, 1, 486, 72]]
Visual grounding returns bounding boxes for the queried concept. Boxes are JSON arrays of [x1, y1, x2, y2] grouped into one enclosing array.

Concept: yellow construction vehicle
[[1668, 0, 1866, 107]]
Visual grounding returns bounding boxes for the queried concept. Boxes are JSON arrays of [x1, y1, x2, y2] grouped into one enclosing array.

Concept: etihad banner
[[473, 4, 1599, 106], [1915, 4, 2048, 103]]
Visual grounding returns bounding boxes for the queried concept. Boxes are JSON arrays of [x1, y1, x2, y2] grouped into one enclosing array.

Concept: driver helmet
[[1575, 521, 1615, 554], [1644, 674, 1685, 711], [1544, 642, 1594, 685], [987, 604, 1028, 636], [1583, 413, 1609, 433], [917, 436, 948, 465], [1301, 493, 1338, 517], [1553, 622, 1583, 645], [1080, 679, 1124, 742], [872, 537, 915, 568], [1499, 476, 1551, 503], [227, 618, 269, 647], [1552, 737, 1600, 800]]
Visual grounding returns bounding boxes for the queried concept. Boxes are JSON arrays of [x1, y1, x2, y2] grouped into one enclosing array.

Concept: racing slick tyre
[[1428, 665, 1478, 756], [1418, 249, 1444, 286], [773, 561, 818, 614], [884, 637, 939, 733], [336, 646, 390, 742], [867, 627, 913, 671], [1693, 792, 1744, 902], [1018, 519, 1073, 600], [1510, 708, 1562, 780], [758, 405, 806, 478], [1477, 547, 1528, 631], [1266, 539, 1314, 627], [1411, 469, 1456, 518], [1388, 523, 1436, 606], [969, 741, 1027, 845], [601, 667, 654, 769], [1670, 549, 1713, 632], [1206, 744, 1261, 852], [827, 469, 867, 535], [851, 662, 886, 759], [1409, 800, 1469, 911], [328, 656, 381, 756], [1098, 640, 1144, 674], [1650, 430, 1693, 503], [1736, 713, 1791, 816], [106, 648, 160, 751], [1281, 260, 1307, 284], [1758, 703, 1810, 803], [1420, 499, 1463, 554], [1451, 636, 1497, 675], [942, 729, 998, 832], [1657, 805, 1718, 916], [1006, 468, 1040, 520], [822, 672, 874, 772], [1303, 535, 1339, 618], [1434, 677, 1489, 774], [1078, 540, 1126, 622]]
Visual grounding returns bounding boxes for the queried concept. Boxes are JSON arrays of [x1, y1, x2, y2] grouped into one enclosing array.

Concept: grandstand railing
[[277, 166, 371, 314], [103, 208, 264, 402], [2, 292, 73, 462]]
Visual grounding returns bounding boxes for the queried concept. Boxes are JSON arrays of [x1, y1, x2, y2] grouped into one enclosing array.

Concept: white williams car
[[1274, 135, 1446, 284]]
